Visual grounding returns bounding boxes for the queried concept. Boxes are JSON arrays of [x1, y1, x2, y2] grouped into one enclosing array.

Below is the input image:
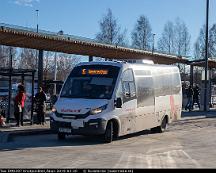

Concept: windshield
[[60, 65, 120, 99]]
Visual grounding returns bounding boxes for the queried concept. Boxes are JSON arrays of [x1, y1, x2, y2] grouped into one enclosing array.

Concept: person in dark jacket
[[185, 85, 194, 111], [35, 87, 47, 125], [193, 84, 200, 109]]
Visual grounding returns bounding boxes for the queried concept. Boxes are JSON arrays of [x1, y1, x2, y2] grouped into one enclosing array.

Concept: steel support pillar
[[204, 0, 209, 111], [30, 71, 35, 125], [6, 47, 13, 123], [89, 55, 93, 62], [38, 49, 44, 92], [190, 65, 194, 87]]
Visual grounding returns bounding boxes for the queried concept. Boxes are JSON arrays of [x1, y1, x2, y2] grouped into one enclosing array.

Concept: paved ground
[[0, 115, 216, 168], [0, 118, 51, 143], [1, 109, 215, 142]]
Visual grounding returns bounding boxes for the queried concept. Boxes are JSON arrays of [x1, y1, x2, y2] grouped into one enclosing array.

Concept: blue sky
[[1, 0, 216, 57]]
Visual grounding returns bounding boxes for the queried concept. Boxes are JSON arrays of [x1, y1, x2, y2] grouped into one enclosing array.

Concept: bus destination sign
[[82, 69, 109, 75]]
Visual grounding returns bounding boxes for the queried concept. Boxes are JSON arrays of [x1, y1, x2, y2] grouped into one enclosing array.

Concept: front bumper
[[50, 117, 107, 135]]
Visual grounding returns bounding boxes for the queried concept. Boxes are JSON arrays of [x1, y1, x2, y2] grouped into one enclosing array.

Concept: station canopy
[[0, 23, 216, 68], [0, 68, 36, 76]]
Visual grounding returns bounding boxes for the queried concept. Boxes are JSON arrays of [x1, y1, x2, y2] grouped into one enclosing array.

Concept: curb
[[0, 128, 55, 143], [0, 132, 9, 143], [180, 114, 216, 121]]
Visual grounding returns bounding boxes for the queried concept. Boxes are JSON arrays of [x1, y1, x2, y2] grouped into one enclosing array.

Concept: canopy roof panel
[[0, 23, 216, 68]]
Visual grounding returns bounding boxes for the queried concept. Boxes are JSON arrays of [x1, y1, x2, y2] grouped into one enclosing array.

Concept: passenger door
[[134, 70, 157, 131], [118, 69, 137, 135]]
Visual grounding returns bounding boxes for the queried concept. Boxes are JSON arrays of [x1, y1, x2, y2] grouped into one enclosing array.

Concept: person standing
[[185, 85, 194, 112], [35, 87, 47, 125], [14, 84, 26, 126], [193, 84, 200, 109]]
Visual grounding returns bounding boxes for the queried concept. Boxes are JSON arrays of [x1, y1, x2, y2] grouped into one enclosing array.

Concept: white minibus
[[50, 61, 182, 143]]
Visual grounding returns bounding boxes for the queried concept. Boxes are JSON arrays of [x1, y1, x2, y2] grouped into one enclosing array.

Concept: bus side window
[[122, 69, 136, 103], [116, 83, 123, 98], [129, 82, 136, 97], [123, 82, 130, 97]]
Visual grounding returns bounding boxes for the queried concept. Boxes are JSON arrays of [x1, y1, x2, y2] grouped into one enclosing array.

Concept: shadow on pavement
[[0, 130, 155, 151], [2, 109, 216, 151], [0, 134, 105, 151]]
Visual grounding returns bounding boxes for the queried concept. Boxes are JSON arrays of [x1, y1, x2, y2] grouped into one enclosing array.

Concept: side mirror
[[51, 95, 58, 105], [125, 92, 131, 98], [115, 97, 122, 108]]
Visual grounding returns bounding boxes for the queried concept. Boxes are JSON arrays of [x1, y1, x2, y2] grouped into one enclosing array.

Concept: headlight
[[90, 104, 107, 115], [52, 106, 57, 113]]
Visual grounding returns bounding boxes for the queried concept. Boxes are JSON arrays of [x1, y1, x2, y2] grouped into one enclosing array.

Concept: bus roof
[[76, 61, 179, 70], [76, 61, 125, 68]]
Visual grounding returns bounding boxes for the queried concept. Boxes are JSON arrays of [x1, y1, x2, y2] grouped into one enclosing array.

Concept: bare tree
[[158, 19, 190, 57], [131, 15, 152, 50], [0, 45, 17, 68], [43, 51, 54, 80], [209, 24, 216, 59], [174, 18, 191, 56], [194, 24, 216, 60], [172, 18, 191, 79], [0, 45, 9, 68], [193, 25, 208, 84], [194, 25, 206, 60], [57, 54, 80, 81], [157, 21, 175, 54], [18, 48, 37, 69], [96, 8, 127, 46]]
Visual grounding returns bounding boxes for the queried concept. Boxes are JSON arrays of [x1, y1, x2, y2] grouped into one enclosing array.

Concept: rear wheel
[[104, 121, 113, 143], [151, 116, 167, 133], [58, 132, 66, 140], [160, 116, 167, 132]]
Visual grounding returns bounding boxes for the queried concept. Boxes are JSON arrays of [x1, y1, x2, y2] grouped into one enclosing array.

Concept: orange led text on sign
[[82, 69, 108, 75], [82, 69, 87, 75]]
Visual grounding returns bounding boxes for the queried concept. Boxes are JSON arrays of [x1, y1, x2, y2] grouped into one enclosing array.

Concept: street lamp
[[53, 30, 64, 95], [35, 9, 39, 73], [204, 0, 209, 111], [152, 33, 156, 54], [6, 47, 13, 123], [36, 9, 39, 33]]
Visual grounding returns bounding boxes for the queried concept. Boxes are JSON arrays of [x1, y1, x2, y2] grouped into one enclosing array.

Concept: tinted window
[[122, 69, 136, 102], [60, 65, 120, 99], [154, 70, 181, 96], [122, 69, 134, 82], [136, 76, 154, 107]]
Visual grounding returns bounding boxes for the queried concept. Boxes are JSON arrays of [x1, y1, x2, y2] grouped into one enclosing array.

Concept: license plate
[[59, 128, 72, 133], [71, 120, 84, 129]]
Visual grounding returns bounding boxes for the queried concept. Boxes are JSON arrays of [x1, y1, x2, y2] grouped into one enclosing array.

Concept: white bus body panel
[[51, 61, 182, 138]]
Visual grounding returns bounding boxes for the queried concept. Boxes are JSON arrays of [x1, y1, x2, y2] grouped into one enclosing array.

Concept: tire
[[58, 133, 66, 140], [104, 121, 113, 143], [151, 117, 167, 133], [160, 116, 167, 132]]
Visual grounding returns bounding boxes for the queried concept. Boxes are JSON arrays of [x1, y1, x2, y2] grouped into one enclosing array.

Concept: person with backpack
[[185, 85, 194, 111], [193, 84, 200, 109], [35, 87, 47, 125]]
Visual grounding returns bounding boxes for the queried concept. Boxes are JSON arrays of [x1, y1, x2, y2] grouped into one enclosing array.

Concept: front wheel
[[104, 121, 113, 143]]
